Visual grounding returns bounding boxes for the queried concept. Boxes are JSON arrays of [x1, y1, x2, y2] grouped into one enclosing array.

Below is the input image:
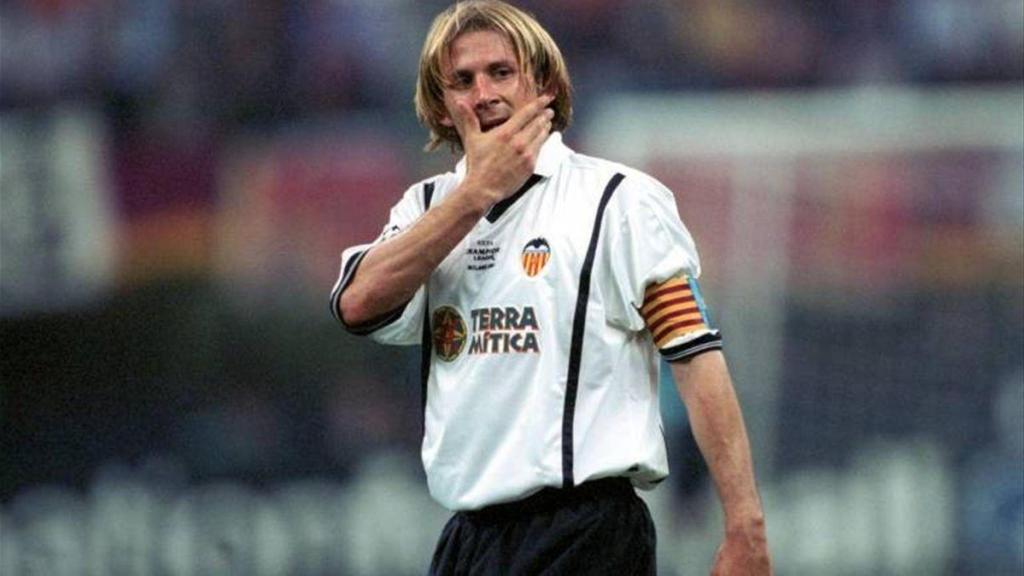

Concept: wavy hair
[[414, 1, 573, 152]]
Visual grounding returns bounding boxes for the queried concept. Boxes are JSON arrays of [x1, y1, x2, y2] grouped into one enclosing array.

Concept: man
[[331, 1, 771, 574]]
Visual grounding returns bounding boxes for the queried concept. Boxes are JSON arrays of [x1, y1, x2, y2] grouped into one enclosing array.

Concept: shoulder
[[396, 171, 461, 212], [615, 164, 675, 206], [567, 152, 672, 197], [421, 171, 461, 192], [565, 153, 677, 218]]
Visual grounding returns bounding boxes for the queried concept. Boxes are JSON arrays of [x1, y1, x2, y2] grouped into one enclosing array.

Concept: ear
[[439, 114, 454, 128]]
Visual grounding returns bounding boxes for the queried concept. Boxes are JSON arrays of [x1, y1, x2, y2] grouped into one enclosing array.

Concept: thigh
[[514, 492, 657, 576], [429, 513, 474, 576], [429, 491, 656, 576]]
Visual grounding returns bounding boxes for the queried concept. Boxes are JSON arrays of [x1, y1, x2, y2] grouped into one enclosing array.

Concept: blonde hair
[[414, 0, 573, 152]]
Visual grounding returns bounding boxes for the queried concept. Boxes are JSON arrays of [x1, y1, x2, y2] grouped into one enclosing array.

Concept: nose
[[472, 76, 499, 108]]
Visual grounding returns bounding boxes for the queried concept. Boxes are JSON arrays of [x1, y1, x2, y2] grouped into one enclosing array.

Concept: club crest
[[521, 237, 551, 277], [432, 306, 467, 362]]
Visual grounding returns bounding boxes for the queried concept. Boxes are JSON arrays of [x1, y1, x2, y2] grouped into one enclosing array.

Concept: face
[[440, 30, 538, 135]]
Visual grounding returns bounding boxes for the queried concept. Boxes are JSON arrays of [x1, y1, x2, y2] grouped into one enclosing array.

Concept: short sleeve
[[601, 174, 722, 362], [329, 180, 433, 346]]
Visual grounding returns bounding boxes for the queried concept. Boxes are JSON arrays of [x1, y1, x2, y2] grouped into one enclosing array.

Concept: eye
[[451, 73, 472, 89]]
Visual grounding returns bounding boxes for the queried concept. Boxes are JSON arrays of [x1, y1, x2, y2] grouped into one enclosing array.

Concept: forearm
[[672, 351, 765, 533], [339, 184, 490, 325], [340, 95, 553, 326]]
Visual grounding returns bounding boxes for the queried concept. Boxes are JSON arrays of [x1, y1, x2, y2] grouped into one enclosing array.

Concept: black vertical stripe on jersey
[[423, 181, 435, 211], [562, 172, 625, 489], [420, 299, 431, 428], [420, 182, 435, 427], [486, 174, 543, 223]]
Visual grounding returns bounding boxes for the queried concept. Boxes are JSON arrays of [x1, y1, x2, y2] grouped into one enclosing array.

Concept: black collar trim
[[485, 174, 543, 223]]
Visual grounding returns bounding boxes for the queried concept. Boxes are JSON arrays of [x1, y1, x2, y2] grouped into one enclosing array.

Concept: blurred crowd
[[2, 0, 1022, 134], [2, 1, 1022, 573]]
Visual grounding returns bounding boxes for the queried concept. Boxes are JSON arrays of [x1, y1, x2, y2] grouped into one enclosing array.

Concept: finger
[[451, 101, 481, 136], [503, 93, 555, 134], [525, 107, 553, 144], [524, 109, 552, 155]]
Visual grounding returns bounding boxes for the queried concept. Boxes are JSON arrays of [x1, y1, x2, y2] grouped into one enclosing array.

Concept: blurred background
[[1, 0, 1022, 574]]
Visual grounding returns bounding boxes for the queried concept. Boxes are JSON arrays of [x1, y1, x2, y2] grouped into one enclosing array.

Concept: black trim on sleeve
[[561, 172, 625, 489], [331, 247, 410, 335], [661, 331, 723, 362], [329, 248, 367, 323], [330, 181, 437, 336], [486, 174, 542, 223]]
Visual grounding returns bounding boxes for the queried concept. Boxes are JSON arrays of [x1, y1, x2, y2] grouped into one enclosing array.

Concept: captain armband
[[640, 275, 722, 362]]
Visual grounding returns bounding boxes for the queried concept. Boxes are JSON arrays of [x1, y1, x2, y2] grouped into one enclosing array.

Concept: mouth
[[479, 116, 509, 132]]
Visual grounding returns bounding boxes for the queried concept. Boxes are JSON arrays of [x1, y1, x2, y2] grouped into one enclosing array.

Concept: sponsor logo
[[468, 306, 540, 355], [521, 238, 550, 277], [431, 306, 467, 361]]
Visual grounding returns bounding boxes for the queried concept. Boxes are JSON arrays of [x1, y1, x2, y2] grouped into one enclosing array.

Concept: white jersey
[[331, 133, 721, 511]]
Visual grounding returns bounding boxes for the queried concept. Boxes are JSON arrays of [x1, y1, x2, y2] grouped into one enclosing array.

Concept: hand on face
[[450, 92, 555, 205]]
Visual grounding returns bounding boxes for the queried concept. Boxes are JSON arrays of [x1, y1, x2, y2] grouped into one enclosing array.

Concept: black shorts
[[429, 477, 656, 575]]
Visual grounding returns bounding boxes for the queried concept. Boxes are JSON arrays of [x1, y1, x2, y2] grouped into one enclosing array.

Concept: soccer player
[[331, 1, 771, 574]]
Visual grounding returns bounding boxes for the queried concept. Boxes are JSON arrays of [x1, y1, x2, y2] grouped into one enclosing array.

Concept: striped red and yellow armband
[[640, 275, 722, 362]]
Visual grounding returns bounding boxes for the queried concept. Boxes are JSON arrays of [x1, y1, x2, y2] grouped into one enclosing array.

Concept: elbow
[[338, 288, 369, 327]]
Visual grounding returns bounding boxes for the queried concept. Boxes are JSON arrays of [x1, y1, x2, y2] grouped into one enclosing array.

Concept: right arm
[[339, 94, 554, 326], [338, 182, 491, 325]]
